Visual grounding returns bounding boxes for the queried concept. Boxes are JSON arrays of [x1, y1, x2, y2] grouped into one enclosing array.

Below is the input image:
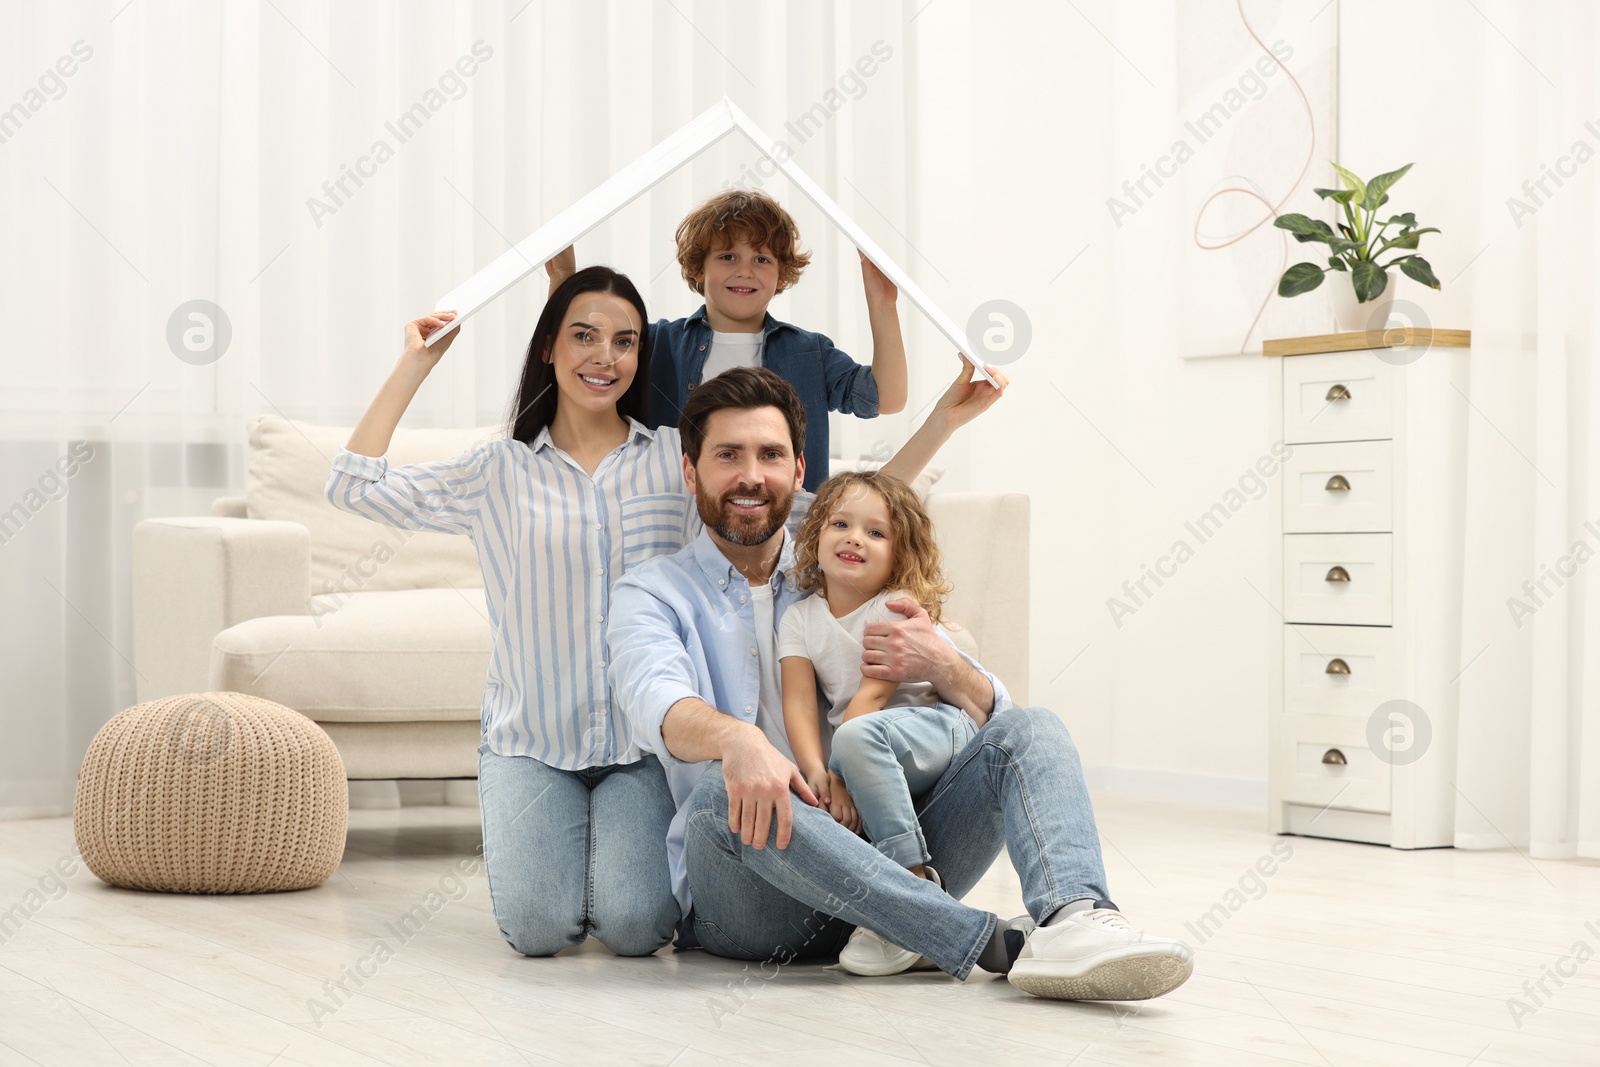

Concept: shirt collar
[[529, 416, 655, 455], [689, 304, 791, 339], [691, 526, 794, 592]]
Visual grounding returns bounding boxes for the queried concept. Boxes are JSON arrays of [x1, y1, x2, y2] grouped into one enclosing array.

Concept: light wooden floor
[[1, 794, 1596, 1066]]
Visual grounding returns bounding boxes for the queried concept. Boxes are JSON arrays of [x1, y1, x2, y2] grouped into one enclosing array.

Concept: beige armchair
[[132, 416, 1029, 781]]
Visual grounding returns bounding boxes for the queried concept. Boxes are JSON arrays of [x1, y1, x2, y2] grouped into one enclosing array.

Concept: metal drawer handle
[[1326, 384, 1352, 401], [1322, 748, 1348, 766], [1325, 565, 1351, 583], [1325, 658, 1351, 675], [1325, 474, 1351, 492]]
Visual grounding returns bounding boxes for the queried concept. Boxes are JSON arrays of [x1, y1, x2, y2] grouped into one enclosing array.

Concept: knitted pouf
[[74, 692, 348, 893]]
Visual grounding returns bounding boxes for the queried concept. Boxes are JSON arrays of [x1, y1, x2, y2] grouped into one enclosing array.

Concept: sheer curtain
[[1455, 1, 1600, 858], [0, 0, 943, 817]]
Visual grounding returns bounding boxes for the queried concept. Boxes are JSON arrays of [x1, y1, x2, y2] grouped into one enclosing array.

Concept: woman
[[328, 267, 682, 956]]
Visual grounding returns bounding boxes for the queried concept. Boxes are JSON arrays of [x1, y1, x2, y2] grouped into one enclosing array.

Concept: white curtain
[[0, 0, 949, 817], [1455, 1, 1600, 858]]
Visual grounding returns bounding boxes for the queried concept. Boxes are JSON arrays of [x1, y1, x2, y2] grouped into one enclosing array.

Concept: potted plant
[[1274, 163, 1441, 332]]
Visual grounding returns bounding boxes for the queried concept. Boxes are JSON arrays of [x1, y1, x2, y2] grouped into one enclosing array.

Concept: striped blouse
[[324, 418, 685, 769]]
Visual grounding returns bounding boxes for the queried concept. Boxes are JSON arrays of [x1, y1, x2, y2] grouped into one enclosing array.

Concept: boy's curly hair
[[675, 190, 812, 296], [793, 470, 951, 626]]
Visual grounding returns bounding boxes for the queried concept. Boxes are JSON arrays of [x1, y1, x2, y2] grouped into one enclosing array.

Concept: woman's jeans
[[827, 702, 977, 868], [477, 746, 679, 957]]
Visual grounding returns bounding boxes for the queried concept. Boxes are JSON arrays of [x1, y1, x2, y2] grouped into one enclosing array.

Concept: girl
[[327, 267, 685, 958], [778, 469, 978, 974]]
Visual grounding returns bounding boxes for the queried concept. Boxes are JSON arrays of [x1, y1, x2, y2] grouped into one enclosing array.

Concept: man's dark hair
[[678, 367, 807, 465]]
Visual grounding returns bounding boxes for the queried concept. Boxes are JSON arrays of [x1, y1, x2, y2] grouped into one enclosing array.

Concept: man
[[607, 367, 1193, 999]]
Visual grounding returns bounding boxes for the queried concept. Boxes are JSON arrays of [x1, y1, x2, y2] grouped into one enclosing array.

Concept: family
[[326, 190, 1194, 1001]]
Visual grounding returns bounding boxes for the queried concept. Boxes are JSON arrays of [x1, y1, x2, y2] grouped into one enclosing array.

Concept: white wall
[[924, 0, 1487, 802], [0, 0, 1498, 811]]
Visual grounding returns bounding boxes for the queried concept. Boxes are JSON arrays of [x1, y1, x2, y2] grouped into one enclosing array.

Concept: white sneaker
[[837, 867, 943, 977], [1007, 909, 1193, 1001], [837, 925, 938, 976]]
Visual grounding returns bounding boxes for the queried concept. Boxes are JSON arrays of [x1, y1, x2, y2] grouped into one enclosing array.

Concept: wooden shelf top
[[1263, 328, 1471, 358]]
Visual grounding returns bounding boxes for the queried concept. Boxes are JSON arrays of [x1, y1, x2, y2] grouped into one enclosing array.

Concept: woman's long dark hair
[[508, 266, 652, 445]]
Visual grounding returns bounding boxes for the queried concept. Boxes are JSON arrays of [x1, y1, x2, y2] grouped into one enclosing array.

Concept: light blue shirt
[[607, 521, 1013, 916], [324, 419, 685, 770]]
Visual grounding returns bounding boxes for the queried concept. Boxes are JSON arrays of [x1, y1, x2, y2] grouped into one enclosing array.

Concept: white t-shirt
[[701, 330, 765, 382], [749, 583, 795, 761], [777, 589, 939, 727]]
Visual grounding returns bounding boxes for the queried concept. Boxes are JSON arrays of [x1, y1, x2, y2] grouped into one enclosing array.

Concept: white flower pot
[[1330, 271, 1397, 333]]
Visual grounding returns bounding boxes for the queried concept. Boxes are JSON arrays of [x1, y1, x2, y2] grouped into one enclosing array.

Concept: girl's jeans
[[827, 702, 977, 868]]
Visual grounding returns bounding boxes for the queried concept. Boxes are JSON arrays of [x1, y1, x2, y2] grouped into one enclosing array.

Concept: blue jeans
[[683, 707, 1110, 979], [828, 703, 977, 868], [478, 746, 679, 957]]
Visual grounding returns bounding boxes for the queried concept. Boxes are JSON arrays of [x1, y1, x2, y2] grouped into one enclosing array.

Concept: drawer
[[1282, 351, 1394, 444], [1283, 533, 1392, 625], [1282, 623, 1396, 719], [1276, 713, 1392, 814], [1283, 441, 1393, 533]]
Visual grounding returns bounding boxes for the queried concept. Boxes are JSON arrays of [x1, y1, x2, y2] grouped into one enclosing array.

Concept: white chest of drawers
[[1265, 330, 1470, 849]]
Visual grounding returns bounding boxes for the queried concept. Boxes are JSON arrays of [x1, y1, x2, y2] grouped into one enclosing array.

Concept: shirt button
[[596, 566, 604, 576], [594, 522, 603, 531], [749, 647, 758, 657], [596, 614, 604, 623], [698, 345, 707, 352], [744, 705, 753, 714], [739, 595, 747, 604], [719, 579, 727, 587]]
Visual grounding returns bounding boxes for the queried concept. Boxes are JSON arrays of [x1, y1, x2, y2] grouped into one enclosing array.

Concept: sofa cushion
[[246, 414, 501, 594], [208, 585, 978, 727], [210, 588, 491, 723]]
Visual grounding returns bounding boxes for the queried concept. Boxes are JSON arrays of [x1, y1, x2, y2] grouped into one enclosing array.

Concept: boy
[[546, 190, 907, 491]]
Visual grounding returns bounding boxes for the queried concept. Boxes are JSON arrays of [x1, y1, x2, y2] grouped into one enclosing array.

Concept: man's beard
[[697, 483, 793, 546]]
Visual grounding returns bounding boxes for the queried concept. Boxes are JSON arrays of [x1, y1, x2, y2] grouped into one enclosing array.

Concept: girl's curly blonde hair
[[793, 470, 951, 626]]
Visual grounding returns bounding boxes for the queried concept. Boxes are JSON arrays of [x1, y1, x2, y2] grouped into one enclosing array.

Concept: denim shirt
[[647, 306, 880, 491], [607, 523, 1013, 916]]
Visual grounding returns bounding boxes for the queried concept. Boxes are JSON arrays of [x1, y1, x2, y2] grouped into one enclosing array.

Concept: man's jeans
[[478, 747, 679, 957], [684, 707, 1109, 979], [828, 702, 977, 868]]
